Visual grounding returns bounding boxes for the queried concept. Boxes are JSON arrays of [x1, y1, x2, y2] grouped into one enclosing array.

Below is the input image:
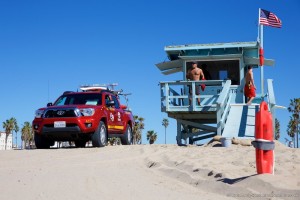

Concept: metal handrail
[[215, 80, 232, 134]]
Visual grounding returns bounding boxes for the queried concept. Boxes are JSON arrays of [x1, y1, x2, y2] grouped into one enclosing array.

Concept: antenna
[[48, 80, 50, 102], [120, 93, 132, 107]]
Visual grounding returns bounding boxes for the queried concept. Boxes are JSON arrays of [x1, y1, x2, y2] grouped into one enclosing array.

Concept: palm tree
[[275, 118, 280, 140], [162, 118, 169, 144], [287, 117, 296, 147], [2, 120, 12, 150], [2, 117, 19, 150], [137, 117, 144, 144], [14, 120, 19, 148], [132, 115, 145, 144], [287, 98, 300, 148], [146, 130, 157, 144], [21, 122, 34, 149]]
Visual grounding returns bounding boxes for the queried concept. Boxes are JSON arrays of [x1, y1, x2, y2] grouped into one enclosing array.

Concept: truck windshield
[[54, 93, 102, 106]]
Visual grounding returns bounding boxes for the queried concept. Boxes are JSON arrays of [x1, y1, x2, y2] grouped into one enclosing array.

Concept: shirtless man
[[244, 66, 256, 105], [186, 62, 205, 105]]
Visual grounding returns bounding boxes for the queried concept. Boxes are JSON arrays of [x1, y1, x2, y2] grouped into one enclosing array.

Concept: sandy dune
[[0, 141, 299, 200]]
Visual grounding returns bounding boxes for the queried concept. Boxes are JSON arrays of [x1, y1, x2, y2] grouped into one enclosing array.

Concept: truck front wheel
[[92, 121, 107, 147], [34, 133, 51, 149]]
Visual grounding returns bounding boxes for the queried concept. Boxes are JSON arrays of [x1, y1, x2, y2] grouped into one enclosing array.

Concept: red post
[[252, 101, 275, 174]]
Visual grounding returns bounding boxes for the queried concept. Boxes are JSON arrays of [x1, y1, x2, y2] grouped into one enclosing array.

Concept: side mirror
[[47, 102, 53, 107], [106, 100, 115, 107], [120, 104, 127, 110]]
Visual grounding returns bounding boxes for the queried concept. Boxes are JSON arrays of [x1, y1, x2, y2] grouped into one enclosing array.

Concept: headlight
[[35, 109, 44, 118], [80, 108, 95, 116]]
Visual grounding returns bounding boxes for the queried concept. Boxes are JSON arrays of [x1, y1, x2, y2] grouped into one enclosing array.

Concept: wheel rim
[[127, 126, 132, 143], [100, 124, 106, 144]]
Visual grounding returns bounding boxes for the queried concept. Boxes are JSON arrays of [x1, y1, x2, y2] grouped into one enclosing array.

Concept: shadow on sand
[[217, 174, 257, 185]]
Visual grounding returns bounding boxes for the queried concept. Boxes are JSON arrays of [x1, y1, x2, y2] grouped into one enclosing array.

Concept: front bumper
[[42, 126, 84, 141], [33, 117, 97, 141]]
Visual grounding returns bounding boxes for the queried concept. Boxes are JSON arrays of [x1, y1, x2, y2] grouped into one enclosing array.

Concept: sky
[[0, 0, 299, 147]]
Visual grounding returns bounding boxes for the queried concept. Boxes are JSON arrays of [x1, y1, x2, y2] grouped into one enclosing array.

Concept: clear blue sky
[[0, 0, 299, 146]]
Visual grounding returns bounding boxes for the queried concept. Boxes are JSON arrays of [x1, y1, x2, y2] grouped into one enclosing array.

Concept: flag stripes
[[259, 9, 282, 28]]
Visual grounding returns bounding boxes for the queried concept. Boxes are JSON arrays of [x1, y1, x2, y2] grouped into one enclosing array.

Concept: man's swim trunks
[[188, 85, 200, 95], [244, 84, 256, 98]]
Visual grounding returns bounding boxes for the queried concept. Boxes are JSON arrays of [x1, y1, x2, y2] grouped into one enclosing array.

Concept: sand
[[0, 141, 299, 200]]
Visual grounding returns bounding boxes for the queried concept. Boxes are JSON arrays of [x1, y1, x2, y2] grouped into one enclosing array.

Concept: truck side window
[[111, 96, 120, 109], [55, 96, 67, 106], [105, 95, 111, 105]]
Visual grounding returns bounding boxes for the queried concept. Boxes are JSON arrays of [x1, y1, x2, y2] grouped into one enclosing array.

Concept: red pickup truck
[[32, 86, 134, 148]]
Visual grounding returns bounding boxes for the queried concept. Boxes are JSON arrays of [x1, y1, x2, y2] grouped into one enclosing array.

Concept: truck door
[[105, 94, 119, 133], [111, 95, 125, 133]]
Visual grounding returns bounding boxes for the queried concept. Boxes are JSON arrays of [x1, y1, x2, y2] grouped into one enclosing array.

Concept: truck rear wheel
[[92, 121, 107, 147], [121, 124, 132, 145]]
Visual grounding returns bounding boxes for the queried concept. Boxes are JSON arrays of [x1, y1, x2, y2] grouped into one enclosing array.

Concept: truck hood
[[38, 105, 98, 110]]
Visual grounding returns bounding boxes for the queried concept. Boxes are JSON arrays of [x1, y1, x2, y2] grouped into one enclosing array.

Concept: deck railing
[[160, 80, 232, 135], [160, 80, 229, 111]]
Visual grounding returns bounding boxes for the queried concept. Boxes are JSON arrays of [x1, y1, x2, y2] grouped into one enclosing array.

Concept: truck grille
[[43, 108, 78, 118]]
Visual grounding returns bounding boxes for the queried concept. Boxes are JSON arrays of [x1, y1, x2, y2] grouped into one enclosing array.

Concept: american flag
[[259, 9, 282, 28]]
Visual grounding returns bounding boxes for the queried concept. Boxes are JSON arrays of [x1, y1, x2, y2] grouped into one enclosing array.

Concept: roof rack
[[80, 84, 107, 92], [80, 83, 133, 110], [79, 83, 120, 93]]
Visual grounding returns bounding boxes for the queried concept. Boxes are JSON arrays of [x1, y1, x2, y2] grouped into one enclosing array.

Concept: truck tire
[[92, 121, 107, 147], [121, 124, 132, 145], [34, 133, 50, 149]]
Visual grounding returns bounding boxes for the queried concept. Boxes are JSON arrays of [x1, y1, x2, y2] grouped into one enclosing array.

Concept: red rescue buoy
[[259, 48, 264, 66], [252, 101, 275, 174]]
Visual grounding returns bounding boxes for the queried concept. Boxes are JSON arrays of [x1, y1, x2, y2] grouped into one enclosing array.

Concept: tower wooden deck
[[156, 41, 277, 145]]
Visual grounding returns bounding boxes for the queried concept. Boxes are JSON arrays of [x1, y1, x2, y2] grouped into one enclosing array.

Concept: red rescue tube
[[259, 48, 264, 66], [253, 101, 274, 174]]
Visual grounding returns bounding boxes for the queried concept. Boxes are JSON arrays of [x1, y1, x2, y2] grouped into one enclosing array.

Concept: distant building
[[0, 131, 12, 150]]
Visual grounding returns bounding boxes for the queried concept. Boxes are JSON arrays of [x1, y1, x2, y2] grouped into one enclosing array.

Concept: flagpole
[[258, 8, 261, 41], [260, 26, 264, 99], [259, 8, 264, 100]]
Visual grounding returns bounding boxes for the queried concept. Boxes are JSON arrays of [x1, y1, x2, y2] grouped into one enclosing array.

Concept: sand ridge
[[0, 142, 299, 200]]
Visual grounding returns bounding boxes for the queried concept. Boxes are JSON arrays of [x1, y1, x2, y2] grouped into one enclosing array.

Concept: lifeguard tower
[[156, 41, 277, 145]]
